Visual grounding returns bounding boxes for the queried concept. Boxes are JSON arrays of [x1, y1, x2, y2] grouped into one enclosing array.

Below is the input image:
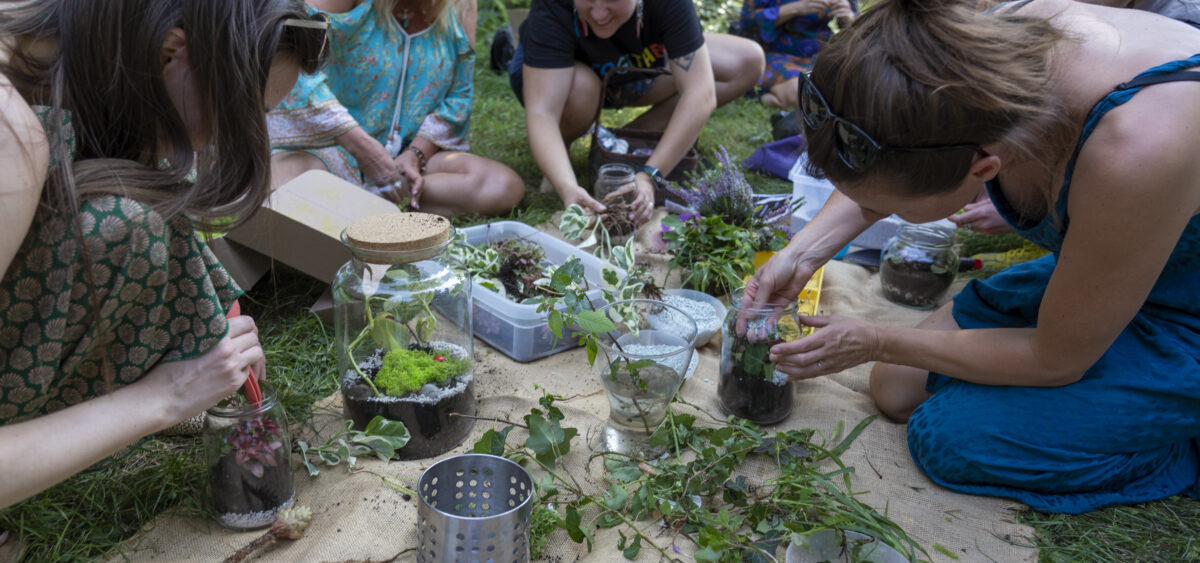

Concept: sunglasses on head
[[282, 12, 330, 66], [797, 72, 982, 172]]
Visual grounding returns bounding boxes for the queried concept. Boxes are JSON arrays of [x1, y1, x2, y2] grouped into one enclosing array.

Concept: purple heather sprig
[[663, 146, 755, 225]]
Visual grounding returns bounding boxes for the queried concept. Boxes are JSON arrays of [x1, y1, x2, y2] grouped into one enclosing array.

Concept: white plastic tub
[[461, 221, 623, 363]]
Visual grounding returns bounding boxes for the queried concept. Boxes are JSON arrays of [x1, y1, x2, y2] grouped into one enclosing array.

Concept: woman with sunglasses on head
[[0, 0, 326, 511], [268, 0, 525, 218], [509, 0, 765, 226], [747, 0, 1200, 512]]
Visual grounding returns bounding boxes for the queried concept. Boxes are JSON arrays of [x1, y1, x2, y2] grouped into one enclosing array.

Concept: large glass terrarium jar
[[333, 213, 475, 459]]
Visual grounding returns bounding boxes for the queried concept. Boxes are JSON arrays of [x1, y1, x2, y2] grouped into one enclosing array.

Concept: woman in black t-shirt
[[509, 0, 764, 224]]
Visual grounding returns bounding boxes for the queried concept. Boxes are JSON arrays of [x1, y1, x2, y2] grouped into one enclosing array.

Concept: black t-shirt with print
[[519, 0, 705, 88]]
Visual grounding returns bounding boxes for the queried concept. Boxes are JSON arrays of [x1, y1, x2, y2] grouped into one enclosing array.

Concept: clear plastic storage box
[[461, 221, 623, 363]]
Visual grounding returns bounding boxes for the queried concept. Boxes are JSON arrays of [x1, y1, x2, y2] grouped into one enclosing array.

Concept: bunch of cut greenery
[[473, 392, 925, 562], [662, 146, 801, 296]]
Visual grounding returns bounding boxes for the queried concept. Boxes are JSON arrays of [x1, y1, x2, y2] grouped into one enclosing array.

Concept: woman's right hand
[[561, 184, 608, 215], [360, 142, 401, 187], [143, 316, 265, 428], [743, 246, 815, 309]]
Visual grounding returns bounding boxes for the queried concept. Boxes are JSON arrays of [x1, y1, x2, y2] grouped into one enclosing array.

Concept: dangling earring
[[574, 5, 589, 37], [636, 0, 643, 39]]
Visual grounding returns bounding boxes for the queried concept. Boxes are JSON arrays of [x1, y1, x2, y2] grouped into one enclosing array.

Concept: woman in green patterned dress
[[0, 0, 327, 509]]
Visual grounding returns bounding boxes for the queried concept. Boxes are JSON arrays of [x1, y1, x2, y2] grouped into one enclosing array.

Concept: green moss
[[374, 348, 469, 396]]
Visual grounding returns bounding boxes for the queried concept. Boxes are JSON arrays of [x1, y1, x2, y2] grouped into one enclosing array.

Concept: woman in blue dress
[[749, 0, 1200, 513], [269, 0, 524, 217]]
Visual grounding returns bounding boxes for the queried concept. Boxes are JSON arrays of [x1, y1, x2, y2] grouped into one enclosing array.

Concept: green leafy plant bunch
[[662, 146, 802, 297], [450, 234, 548, 301], [475, 392, 924, 562], [295, 416, 411, 477], [340, 266, 471, 398], [209, 396, 288, 479]]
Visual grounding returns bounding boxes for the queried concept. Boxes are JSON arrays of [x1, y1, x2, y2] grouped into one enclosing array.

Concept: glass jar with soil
[[880, 224, 958, 309], [592, 163, 636, 242], [594, 299, 697, 457], [333, 213, 475, 460], [718, 289, 800, 425], [204, 383, 295, 531]]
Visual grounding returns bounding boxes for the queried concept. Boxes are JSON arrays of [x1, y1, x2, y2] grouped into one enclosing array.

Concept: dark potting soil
[[210, 452, 294, 519], [718, 366, 795, 425], [343, 368, 476, 460], [880, 259, 955, 309]]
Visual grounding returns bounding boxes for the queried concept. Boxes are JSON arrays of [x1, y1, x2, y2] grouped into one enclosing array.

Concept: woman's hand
[[947, 191, 1013, 234], [603, 174, 655, 226], [769, 314, 881, 380], [743, 247, 813, 308], [780, 0, 837, 19], [561, 184, 608, 216], [827, 0, 855, 20], [143, 316, 265, 427], [394, 150, 424, 208]]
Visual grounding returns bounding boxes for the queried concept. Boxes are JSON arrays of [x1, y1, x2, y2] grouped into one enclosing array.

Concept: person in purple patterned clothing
[[740, 0, 855, 108]]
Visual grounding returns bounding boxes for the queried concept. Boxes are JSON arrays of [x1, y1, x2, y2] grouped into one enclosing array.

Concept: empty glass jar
[[333, 213, 475, 459], [880, 224, 958, 309]]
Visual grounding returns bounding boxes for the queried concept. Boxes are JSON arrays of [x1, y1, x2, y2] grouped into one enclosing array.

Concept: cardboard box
[[207, 236, 272, 291], [226, 170, 401, 284]]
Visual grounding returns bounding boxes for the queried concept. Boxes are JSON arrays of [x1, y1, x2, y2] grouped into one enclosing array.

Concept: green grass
[[3, 3, 1197, 561]]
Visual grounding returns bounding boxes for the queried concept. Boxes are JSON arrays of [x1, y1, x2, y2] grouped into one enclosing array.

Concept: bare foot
[[761, 92, 785, 109]]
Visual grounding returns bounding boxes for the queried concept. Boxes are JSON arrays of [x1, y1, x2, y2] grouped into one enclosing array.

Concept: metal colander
[[416, 454, 534, 563]]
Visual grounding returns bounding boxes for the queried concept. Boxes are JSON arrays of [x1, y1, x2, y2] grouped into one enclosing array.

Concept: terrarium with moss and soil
[[333, 213, 475, 459]]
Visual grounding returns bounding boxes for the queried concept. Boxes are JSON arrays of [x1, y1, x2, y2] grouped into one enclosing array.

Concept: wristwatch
[[638, 164, 665, 187]]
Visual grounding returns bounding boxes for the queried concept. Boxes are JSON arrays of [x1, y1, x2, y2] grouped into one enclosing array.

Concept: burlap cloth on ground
[[111, 216, 1036, 562]]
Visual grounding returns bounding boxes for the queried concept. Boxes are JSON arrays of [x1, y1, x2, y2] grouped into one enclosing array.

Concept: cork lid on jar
[[343, 212, 451, 264]]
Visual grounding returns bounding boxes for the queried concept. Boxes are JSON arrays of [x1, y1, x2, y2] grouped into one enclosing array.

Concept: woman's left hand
[[769, 314, 882, 380], [604, 173, 655, 226], [394, 150, 425, 208]]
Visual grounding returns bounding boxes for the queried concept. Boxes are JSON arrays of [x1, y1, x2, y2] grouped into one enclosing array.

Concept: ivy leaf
[[574, 310, 616, 335], [319, 451, 341, 466], [621, 533, 642, 559], [603, 483, 628, 510], [472, 426, 514, 456], [565, 505, 584, 543], [350, 435, 397, 461], [604, 455, 642, 483], [524, 411, 576, 468], [364, 416, 411, 450], [296, 440, 321, 477]]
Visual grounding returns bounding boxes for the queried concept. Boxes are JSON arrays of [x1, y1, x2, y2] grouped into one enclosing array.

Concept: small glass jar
[[205, 383, 295, 531], [718, 289, 800, 425], [593, 163, 636, 241], [333, 213, 475, 460], [880, 224, 958, 309]]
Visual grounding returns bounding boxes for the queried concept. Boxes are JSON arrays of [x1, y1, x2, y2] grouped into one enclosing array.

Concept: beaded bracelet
[[406, 145, 428, 175]]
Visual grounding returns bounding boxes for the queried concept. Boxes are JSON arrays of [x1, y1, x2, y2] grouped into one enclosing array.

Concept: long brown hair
[[0, 0, 327, 231], [805, 0, 1075, 196]]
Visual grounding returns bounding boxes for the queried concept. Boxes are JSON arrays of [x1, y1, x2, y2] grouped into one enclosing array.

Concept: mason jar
[[333, 213, 475, 460], [205, 382, 295, 531], [593, 163, 636, 241], [718, 289, 799, 425], [880, 224, 958, 309]]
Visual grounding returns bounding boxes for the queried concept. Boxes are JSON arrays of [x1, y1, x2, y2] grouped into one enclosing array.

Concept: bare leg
[[415, 152, 525, 217], [762, 78, 798, 109], [625, 32, 764, 131], [869, 302, 960, 422], [559, 61, 604, 142], [269, 151, 326, 190]]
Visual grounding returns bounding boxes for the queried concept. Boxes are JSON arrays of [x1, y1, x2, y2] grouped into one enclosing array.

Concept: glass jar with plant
[[204, 381, 294, 531], [718, 288, 801, 425], [333, 213, 475, 460], [880, 223, 959, 309]]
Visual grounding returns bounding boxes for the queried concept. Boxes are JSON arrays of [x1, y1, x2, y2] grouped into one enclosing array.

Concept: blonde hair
[[805, 0, 1077, 196], [372, 0, 462, 33]]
